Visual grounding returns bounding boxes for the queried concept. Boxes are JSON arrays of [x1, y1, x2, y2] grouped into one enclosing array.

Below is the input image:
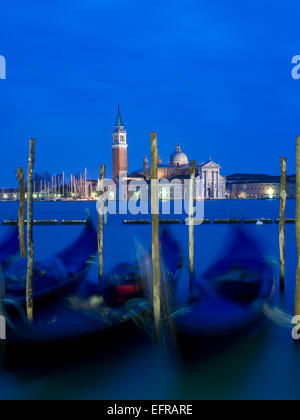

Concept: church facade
[[112, 107, 226, 199]]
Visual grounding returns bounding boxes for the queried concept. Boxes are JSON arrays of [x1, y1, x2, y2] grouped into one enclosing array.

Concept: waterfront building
[[226, 174, 296, 199]]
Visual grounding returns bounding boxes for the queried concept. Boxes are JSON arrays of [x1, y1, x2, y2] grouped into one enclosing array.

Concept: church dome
[[169, 144, 189, 166]]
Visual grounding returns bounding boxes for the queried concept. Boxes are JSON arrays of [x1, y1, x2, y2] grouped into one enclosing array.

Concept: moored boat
[[0, 227, 19, 268], [1, 228, 183, 367], [172, 228, 275, 346], [3, 219, 98, 305]]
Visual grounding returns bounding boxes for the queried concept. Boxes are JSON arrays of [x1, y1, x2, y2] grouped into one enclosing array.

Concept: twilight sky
[[0, 0, 300, 186]]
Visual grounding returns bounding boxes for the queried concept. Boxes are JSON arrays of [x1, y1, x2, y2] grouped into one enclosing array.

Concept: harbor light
[[267, 187, 274, 198]]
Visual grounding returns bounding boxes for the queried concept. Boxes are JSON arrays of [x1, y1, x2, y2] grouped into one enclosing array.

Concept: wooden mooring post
[[295, 138, 300, 316], [279, 157, 287, 292], [26, 139, 35, 324], [189, 160, 196, 290], [151, 132, 161, 335], [17, 167, 26, 258], [98, 164, 105, 280]]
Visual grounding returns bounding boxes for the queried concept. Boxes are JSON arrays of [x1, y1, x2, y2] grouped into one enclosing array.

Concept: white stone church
[[112, 106, 226, 199], [128, 144, 226, 199]]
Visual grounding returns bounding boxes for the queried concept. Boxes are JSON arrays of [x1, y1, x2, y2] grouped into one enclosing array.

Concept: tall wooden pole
[[189, 160, 196, 290], [85, 167, 87, 199], [98, 164, 105, 280], [17, 167, 26, 258], [279, 157, 287, 292], [151, 132, 161, 335], [26, 139, 35, 324], [295, 138, 300, 316], [104, 191, 108, 226]]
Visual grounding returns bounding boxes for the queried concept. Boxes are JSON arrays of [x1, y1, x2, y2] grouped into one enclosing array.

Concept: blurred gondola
[[0, 227, 19, 269], [173, 228, 275, 351], [2, 228, 182, 367], [3, 219, 98, 305]]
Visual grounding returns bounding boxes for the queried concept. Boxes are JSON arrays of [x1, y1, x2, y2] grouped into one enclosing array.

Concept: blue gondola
[[0, 227, 19, 268], [3, 219, 98, 304], [101, 228, 183, 306], [2, 228, 182, 364], [173, 228, 274, 338]]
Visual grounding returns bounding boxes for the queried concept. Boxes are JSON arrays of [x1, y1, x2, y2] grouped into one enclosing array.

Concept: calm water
[[0, 199, 299, 400]]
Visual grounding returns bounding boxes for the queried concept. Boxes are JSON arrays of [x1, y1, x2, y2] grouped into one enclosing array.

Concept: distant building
[[226, 174, 296, 199], [129, 147, 226, 199], [112, 107, 226, 199]]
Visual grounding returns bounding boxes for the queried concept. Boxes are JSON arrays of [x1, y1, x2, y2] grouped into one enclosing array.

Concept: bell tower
[[112, 105, 128, 184]]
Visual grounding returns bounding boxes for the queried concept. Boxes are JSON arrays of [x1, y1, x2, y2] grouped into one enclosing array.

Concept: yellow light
[[161, 188, 169, 199], [267, 187, 274, 198]]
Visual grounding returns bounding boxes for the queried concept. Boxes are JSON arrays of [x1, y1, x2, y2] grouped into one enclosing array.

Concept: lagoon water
[[0, 199, 299, 400]]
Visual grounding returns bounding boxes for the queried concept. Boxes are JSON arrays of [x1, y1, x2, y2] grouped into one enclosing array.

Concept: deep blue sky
[[0, 0, 300, 186]]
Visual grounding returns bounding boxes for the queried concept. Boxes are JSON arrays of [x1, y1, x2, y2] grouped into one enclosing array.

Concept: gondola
[[1, 228, 182, 367], [2, 294, 150, 368], [0, 227, 19, 268], [3, 219, 98, 305], [173, 228, 274, 341], [101, 228, 183, 306]]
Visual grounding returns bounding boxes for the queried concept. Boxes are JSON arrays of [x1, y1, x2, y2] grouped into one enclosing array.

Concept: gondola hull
[[0, 228, 19, 268], [172, 227, 275, 352], [2, 297, 150, 369], [174, 295, 268, 338], [3, 220, 98, 306]]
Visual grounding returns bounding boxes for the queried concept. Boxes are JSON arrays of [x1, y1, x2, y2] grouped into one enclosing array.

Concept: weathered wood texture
[[151, 132, 161, 334], [98, 164, 105, 280], [26, 139, 35, 324], [17, 167, 26, 258], [189, 160, 196, 290], [279, 157, 287, 292], [295, 138, 300, 316]]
